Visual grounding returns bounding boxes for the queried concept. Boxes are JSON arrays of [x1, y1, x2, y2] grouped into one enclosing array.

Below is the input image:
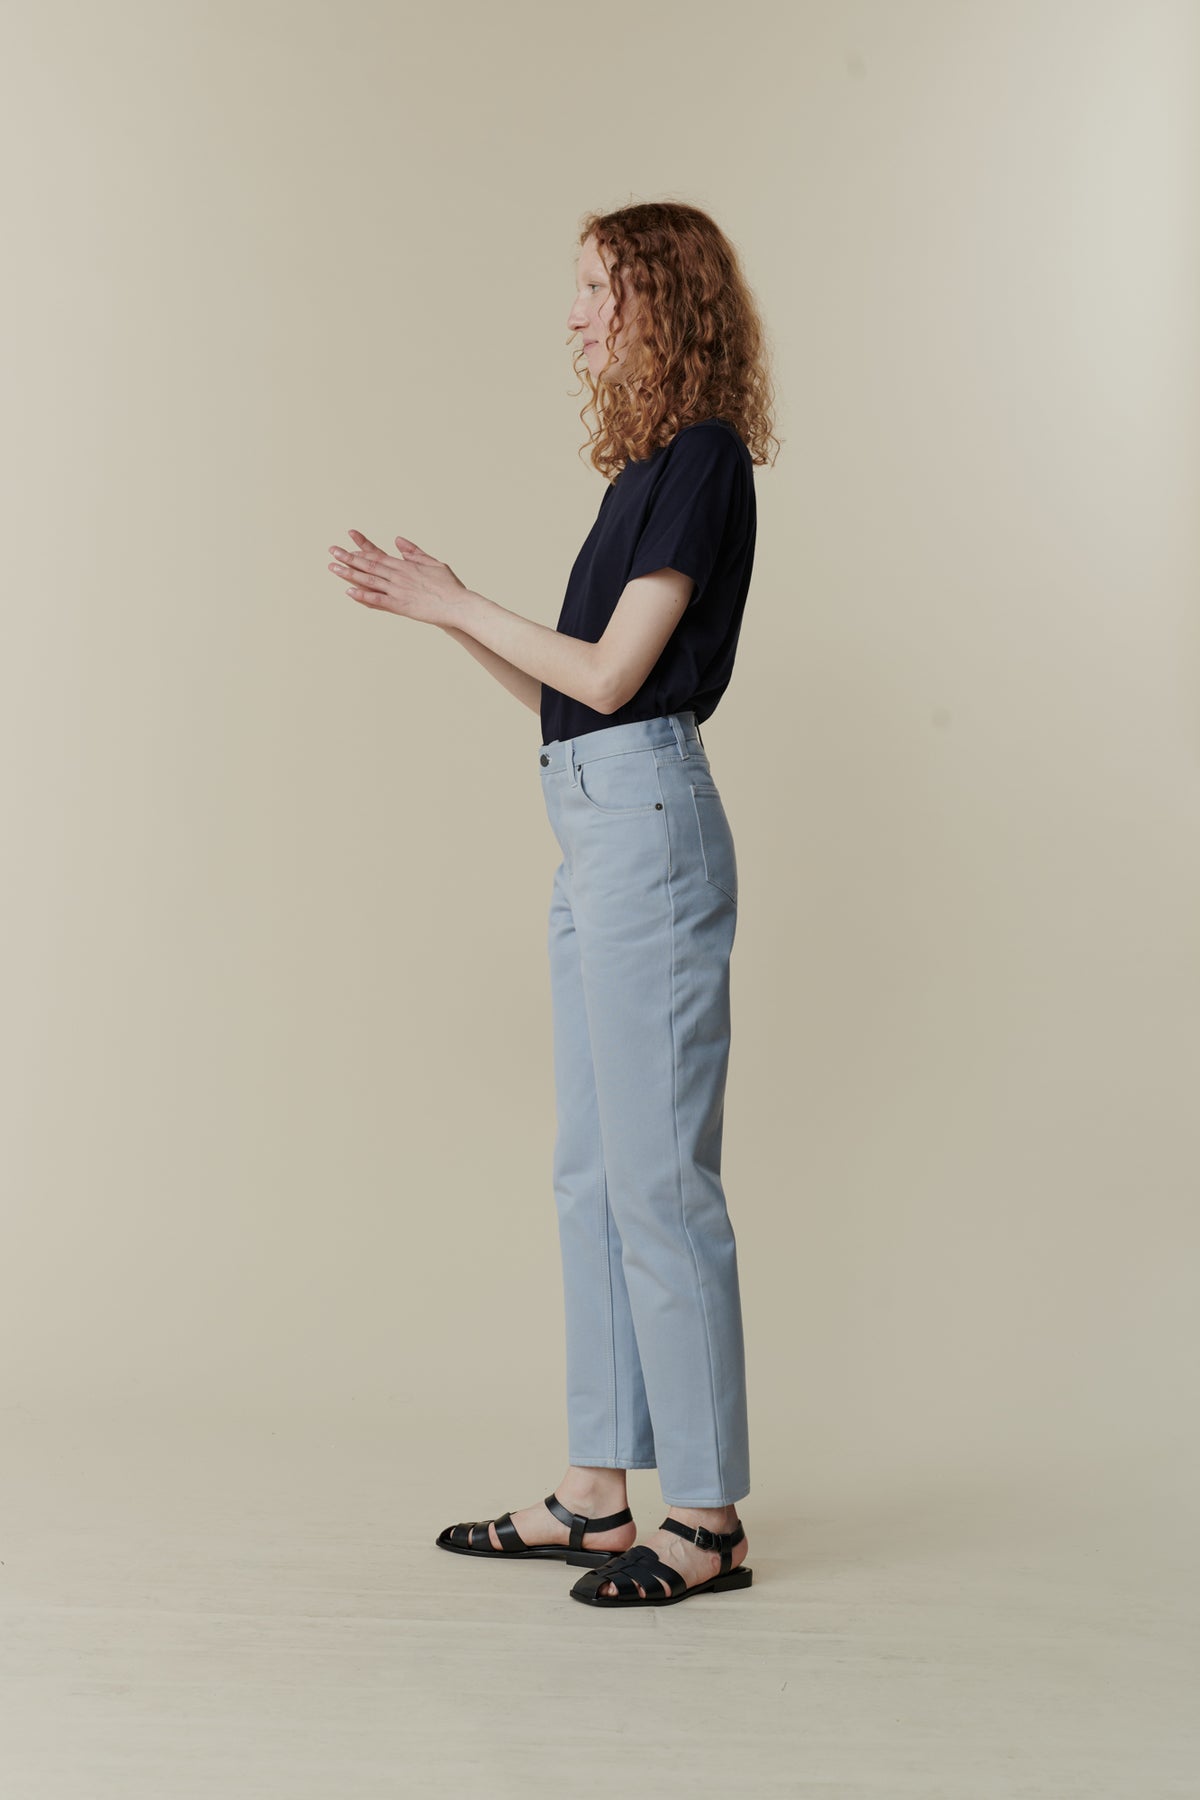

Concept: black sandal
[[436, 1491, 635, 1567], [568, 1514, 752, 1606]]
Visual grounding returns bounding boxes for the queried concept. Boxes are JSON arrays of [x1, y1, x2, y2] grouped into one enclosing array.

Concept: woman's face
[[567, 234, 637, 380]]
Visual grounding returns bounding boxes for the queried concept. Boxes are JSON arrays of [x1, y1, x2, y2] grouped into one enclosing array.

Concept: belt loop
[[669, 714, 691, 760], [568, 735, 580, 785]]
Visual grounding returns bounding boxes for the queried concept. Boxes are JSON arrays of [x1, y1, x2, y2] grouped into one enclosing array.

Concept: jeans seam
[[663, 790, 725, 1496], [599, 1126, 619, 1463]]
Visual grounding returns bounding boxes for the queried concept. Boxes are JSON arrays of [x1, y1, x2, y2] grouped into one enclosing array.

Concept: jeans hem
[[569, 1456, 657, 1470], [661, 1489, 751, 1507]]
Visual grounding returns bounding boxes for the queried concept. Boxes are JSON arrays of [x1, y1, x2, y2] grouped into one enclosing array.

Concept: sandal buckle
[[692, 1524, 718, 1550]]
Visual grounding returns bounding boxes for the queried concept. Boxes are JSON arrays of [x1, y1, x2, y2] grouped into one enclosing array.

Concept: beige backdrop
[[1, 2, 1198, 1788]]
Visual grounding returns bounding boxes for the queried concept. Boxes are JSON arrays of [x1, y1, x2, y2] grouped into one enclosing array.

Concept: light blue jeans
[[538, 709, 750, 1507]]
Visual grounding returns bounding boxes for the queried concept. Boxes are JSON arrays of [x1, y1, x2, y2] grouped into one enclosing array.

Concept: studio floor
[[2, 1404, 1196, 1799]]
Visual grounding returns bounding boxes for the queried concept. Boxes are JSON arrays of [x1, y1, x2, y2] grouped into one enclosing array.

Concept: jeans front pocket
[[689, 784, 738, 904], [575, 748, 664, 815]]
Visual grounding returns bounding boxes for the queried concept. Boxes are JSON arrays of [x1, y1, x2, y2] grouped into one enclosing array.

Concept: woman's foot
[[595, 1504, 748, 1598], [468, 1466, 638, 1555]]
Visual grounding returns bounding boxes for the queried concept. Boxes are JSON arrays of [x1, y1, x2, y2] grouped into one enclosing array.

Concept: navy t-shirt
[[539, 416, 756, 745]]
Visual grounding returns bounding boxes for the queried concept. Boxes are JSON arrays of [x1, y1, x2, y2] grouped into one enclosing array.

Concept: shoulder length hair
[[570, 200, 782, 480]]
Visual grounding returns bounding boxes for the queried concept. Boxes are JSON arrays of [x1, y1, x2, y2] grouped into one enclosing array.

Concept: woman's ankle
[[557, 1463, 630, 1509], [664, 1502, 741, 1533]]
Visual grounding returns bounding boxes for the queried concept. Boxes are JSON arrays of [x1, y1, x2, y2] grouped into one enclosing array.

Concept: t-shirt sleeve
[[625, 427, 745, 608]]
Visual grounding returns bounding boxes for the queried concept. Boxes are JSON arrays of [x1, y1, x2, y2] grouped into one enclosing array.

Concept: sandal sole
[[570, 1565, 754, 1605], [435, 1530, 622, 1567]]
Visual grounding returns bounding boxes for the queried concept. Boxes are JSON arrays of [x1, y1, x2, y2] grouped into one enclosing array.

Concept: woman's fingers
[[324, 530, 435, 616], [348, 527, 388, 556], [327, 549, 394, 606], [329, 544, 399, 581], [394, 534, 434, 561], [334, 529, 432, 567]]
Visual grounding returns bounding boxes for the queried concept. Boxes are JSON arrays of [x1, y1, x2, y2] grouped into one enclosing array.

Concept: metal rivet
[[655, 802, 663, 809], [540, 753, 549, 765]]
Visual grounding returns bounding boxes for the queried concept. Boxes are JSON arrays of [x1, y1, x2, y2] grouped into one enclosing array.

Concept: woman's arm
[[330, 533, 688, 717], [451, 568, 693, 717], [454, 591, 608, 713], [332, 530, 590, 714], [440, 623, 541, 715]]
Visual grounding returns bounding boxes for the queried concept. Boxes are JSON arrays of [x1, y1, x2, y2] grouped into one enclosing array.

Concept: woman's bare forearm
[[453, 591, 608, 712], [440, 624, 542, 715]]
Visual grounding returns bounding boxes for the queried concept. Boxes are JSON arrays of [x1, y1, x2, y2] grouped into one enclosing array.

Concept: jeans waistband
[[538, 710, 704, 774]]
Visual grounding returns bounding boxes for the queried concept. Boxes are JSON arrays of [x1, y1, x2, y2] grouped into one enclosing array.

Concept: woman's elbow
[[591, 659, 635, 716]]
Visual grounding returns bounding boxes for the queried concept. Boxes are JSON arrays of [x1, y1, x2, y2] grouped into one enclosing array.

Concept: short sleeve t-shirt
[[539, 416, 757, 745]]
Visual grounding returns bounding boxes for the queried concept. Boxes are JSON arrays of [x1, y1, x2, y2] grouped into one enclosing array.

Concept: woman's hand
[[328, 530, 471, 628]]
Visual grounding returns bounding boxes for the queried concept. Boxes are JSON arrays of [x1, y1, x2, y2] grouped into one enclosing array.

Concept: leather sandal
[[568, 1514, 753, 1606], [436, 1491, 635, 1567]]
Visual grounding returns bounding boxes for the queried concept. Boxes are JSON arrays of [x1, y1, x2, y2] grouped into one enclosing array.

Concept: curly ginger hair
[[569, 200, 782, 481]]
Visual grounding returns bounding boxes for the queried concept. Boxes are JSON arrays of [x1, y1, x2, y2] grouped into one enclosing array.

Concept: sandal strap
[[597, 1542, 687, 1598], [543, 1491, 633, 1550], [491, 1510, 526, 1552], [659, 1515, 743, 1551], [604, 1563, 648, 1598], [659, 1514, 743, 1575], [446, 1513, 528, 1552]]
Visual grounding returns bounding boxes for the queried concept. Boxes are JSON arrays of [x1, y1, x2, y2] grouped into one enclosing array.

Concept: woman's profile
[[327, 199, 779, 1607]]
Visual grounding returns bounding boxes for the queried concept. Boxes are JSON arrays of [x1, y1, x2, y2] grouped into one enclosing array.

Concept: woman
[[327, 201, 778, 1608]]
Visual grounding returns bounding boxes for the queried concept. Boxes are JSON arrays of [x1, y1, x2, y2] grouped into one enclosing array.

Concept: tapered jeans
[[538, 709, 750, 1507]]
